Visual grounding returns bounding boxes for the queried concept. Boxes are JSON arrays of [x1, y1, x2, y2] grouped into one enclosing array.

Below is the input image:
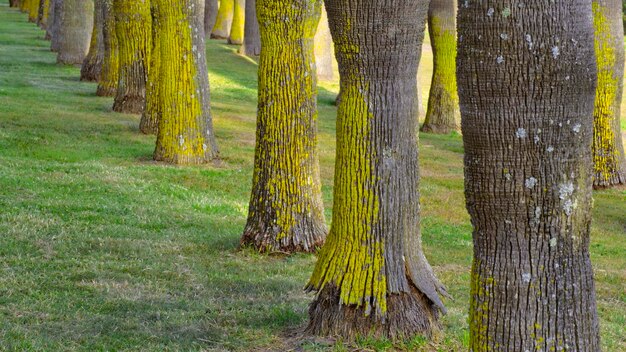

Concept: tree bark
[[112, 0, 151, 114], [9, 0, 22, 8], [80, 0, 105, 82], [239, 0, 260, 56], [240, 0, 327, 253], [96, 0, 118, 97], [227, 0, 244, 45], [21, 0, 39, 22], [49, 0, 62, 50], [204, 0, 218, 39], [140, 1, 160, 135], [56, 0, 94, 65], [457, 1, 601, 351], [211, 0, 233, 39], [153, 0, 219, 164], [420, 0, 459, 134], [313, 5, 333, 81], [592, 0, 626, 188], [37, 0, 51, 29], [45, 0, 56, 40], [306, 0, 446, 339]]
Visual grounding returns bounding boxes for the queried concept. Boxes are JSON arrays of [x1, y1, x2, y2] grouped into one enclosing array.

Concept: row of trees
[[9, 0, 625, 349]]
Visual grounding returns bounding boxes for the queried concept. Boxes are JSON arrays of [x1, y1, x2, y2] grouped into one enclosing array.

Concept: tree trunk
[[45, 0, 56, 40], [49, 0, 62, 50], [227, 0, 244, 45], [80, 0, 105, 82], [140, 1, 160, 135], [420, 0, 459, 134], [211, 0, 233, 39], [96, 0, 118, 97], [457, 1, 601, 351], [112, 0, 151, 114], [37, 0, 50, 29], [306, 0, 446, 339], [153, 0, 219, 164], [313, 5, 333, 81], [239, 0, 260, 56], [56, 0, 94, 65], [9, 0, 22, 8], [240, 0, 327, 253], [592, 0, 626, 188], [22, 0, 39, 22], [204, 0, 218, 39]]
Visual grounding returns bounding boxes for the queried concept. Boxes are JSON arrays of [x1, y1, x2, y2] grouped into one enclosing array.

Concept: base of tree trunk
[[80, 65, 101, 82], [96, 86, 116, 97], [419, 123, 456, 134], [113, 96, 144, 114], [593, 170, 626, 189], [210, 33, 229, 40], [139, 119, 158, 135], [153, 151, 218, 165], [240, 223, 326, 253], [306, 284, 439, 340]]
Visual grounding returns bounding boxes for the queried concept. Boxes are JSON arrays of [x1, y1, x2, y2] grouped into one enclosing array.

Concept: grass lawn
[[0, 4, 624, 351]]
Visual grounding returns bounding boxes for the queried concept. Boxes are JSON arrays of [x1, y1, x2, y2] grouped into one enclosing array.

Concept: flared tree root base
[[80, 65, 101, 82], [96, 87, 116, 97], [240, 224, 327, 254], [113, 96, 145, 115], [420, 122, 457, 135], [306, 284, 439, 340], [153, 151, 218, 165], [593, 170, 626, 189]]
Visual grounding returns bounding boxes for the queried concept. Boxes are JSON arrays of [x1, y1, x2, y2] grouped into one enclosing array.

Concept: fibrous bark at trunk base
[[211, 0, 233, 39], [313, 6, 333, 81], [227, 0, 244, 45], [140, 1, 160, 135], [420, 0, 459, 134], [80, 0, 105, 82], [152, 0, 219, 164], [56, 0, 94, 65], [457, 1, 601, 351], [112, 0, 151, 114], [239, 0, 260, 57], [204, 0, 219, 39], [241, 0, 327, 253], [306, 0, 446, 339], [592, 0, 626, 188], [96, 0, 117, 97]]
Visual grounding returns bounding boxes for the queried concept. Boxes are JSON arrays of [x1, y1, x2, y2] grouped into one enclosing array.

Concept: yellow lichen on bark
[[212, 0, 234, 39], [153, 0, 218, 164], [96, 0, 118, 97], [21, 0, 38, 21], [228, 0, 244, 45], [140, 2, 161, 135]]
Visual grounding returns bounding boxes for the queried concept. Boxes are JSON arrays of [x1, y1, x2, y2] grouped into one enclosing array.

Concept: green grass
[[1, 4, 625, 351]]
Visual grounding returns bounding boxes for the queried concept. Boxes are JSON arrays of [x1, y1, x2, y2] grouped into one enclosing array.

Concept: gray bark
[[313, 5, 333, 80], [240, 0, 260, 56], [458, 0, 601, 351], [80, 0, 105, 82], [204, 0, 218, 39], [56, 0, 94, 65]]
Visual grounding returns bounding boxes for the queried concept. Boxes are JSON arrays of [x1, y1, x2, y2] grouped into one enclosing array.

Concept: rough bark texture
[[241, 0, 327, 253], [211, 0, 233, 39], [457, 1, 601, 351], [204, 0, 218, 39], [96, 0, 117, 97], [306, 0, 446, 339], [56, 0, 94, 65], [80, 0, 105, 82], [592, 0, 626, 188], [421, 0, 459, 134], [37, 0, 50, 29], [313, 6, 333, 81], [45, 0, 56, 40], [227, 0, 244, 45], [140, 1, 160, 135], [239, 0, 260, 56], [112, 0, 151, 114], [153, 0, 219, 164]]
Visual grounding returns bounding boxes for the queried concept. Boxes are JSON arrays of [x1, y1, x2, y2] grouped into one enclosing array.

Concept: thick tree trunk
[[49, 0, 62, 50], [204, 0, 218, 39], [313, 6, 333, 81], [37, 0, 50, 29], [211, 0, 233, 39], [112, 0, 151, 114], [45, 0, 56, 40], [80, 0, 105, 82], [306, 0, 446, 339], [56, 0, 94, 65], [140, 1, 160, 135], [592, 0, 626, 188], [420, 0, 458, 134], [22, 0, 39, 22], [457, 1, 601, 351], [153, 0, 219, 164], [96, 0, 118, 97], [240, 0, 327, 253], [227, 0, 244, 45], [239, 0, 260, 56]]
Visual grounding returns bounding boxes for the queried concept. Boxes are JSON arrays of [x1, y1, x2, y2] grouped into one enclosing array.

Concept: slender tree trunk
[[37, 0, 50, 29], [140, 1, 160, 135], [112, 0, 151, 114], [80, 0, 105, 82], [306, 0, 446, 339], [313, 6, 333, 81], [239, 0, 260, 56], [211, 0, 233, 39], [592, 0, 626, 188], [96, 0, 118, 97], [49, 0, 62, 50], [153, 0, 219, 164], [56, 0, 94, 65], [240, 0, 327, 253], [204, 0, 218, 39], [45, 0, 56, 40], [227, 0, 244, 45], [421, 0, 459, 134], [458, 1, 601, 351]]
